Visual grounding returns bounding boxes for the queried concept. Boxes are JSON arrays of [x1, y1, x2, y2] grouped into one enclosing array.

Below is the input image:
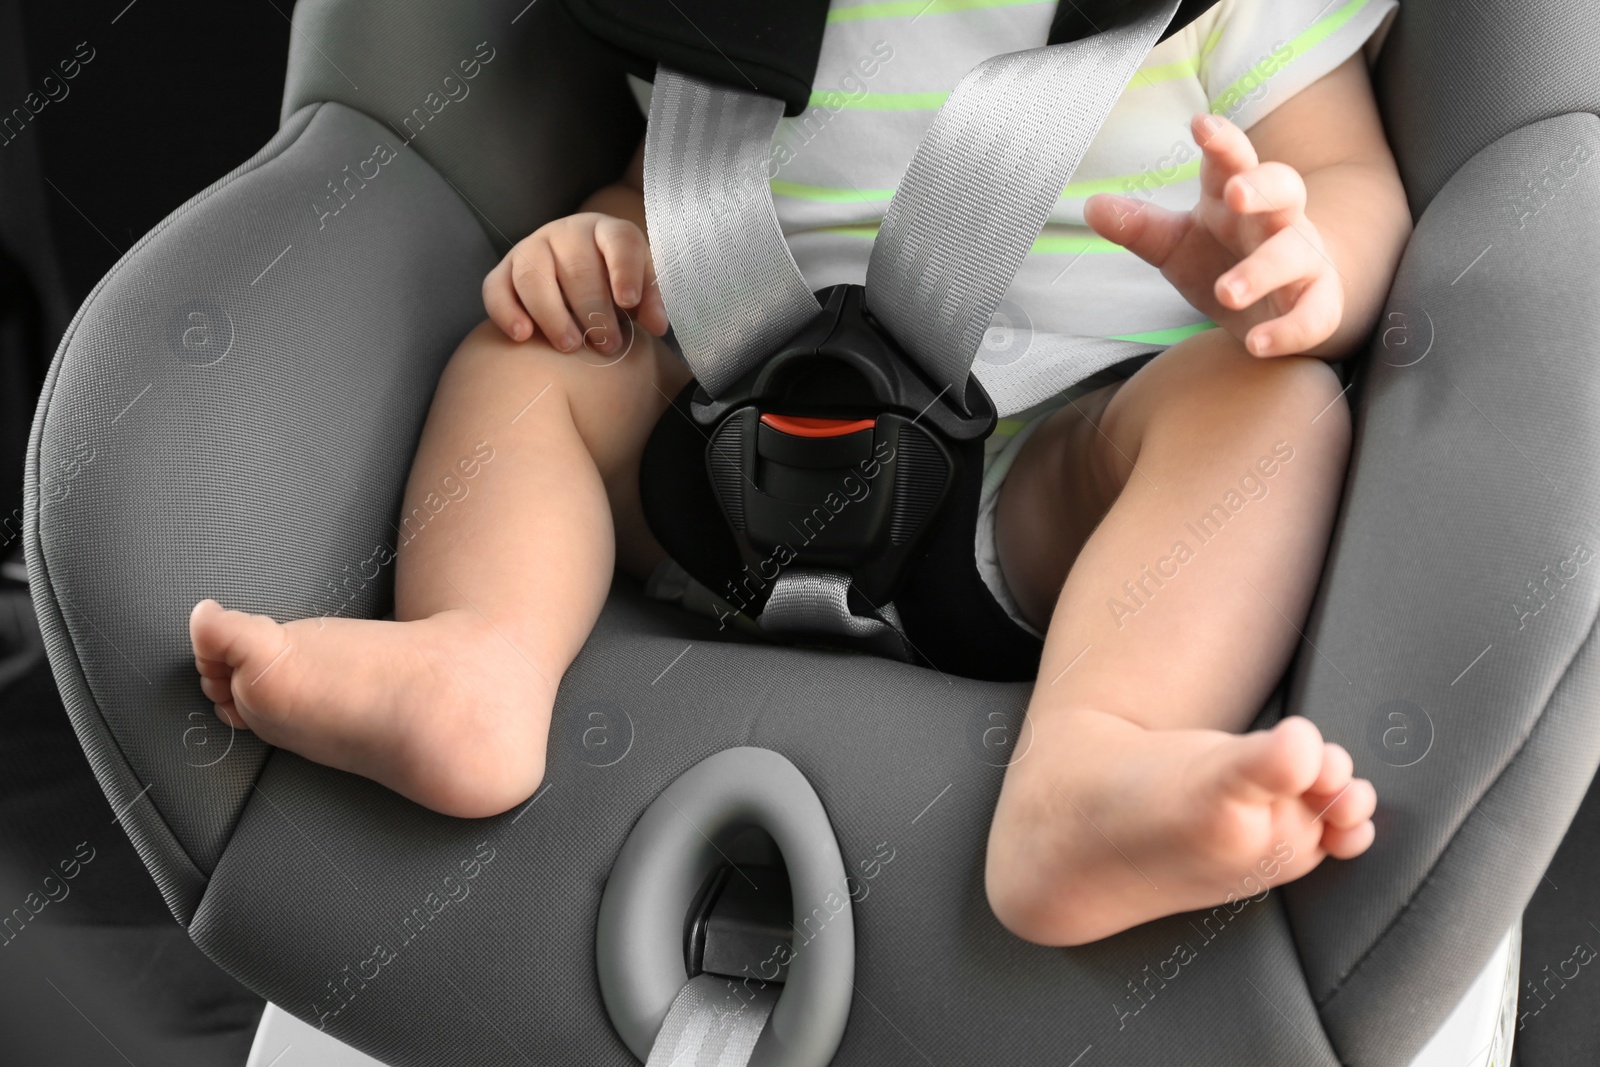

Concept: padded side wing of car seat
[[23, 100, 498, 922], [189, 583, 1339, 1067], [1283, 111, 1600, 1066], [280, 0, 642, 256], [1376, 0, 1600, 218]]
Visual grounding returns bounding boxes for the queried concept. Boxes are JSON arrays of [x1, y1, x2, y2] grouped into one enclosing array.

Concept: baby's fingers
[[550, 220, 627, 355], [483, 240, 581, 350], [594, 216, 649, 308], [1083, 193, 1191, 270], [1193, 113, 1258, 200], [594, 217, 669, 337], [1224, 162, 1307, 229], [482, 251, 534, 342], [1244, 268, 1343, 357], [1214, 225, 1328, 312], [634, 281, 670, 337]]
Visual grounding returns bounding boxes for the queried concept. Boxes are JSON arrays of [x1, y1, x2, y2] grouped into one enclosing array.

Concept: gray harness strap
[[639, 2, 1183, 746], [757, 570, 913, 663], [645, 973, 779, 1067], [642, 68, 820, 397], [865, 0, 1182, 407]]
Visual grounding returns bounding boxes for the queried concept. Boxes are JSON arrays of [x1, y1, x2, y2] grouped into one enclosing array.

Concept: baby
[[189, 0, 1411, 946]]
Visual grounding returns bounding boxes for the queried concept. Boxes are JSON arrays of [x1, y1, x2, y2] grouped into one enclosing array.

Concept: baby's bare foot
[[986, 714, 1375, 946], [189, 599, 553, 817]]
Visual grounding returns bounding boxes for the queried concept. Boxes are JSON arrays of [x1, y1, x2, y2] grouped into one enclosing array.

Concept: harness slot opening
[[685, 828, 795, 986]]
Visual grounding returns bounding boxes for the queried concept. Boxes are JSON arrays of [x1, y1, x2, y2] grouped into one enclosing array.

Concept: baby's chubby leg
[[190, 319, 691, 818], [984, 328, 1375, 946]]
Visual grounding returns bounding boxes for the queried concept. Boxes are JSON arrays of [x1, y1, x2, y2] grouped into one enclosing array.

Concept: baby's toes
[[190, 599, 233, 669], [1311, 777, 1376, 830], [1224, 716, 1324, 802], [199, 672, 232, 707], [212, 699, 247, 730], [192, 601, 243, 725], [1321, 818, 1375, 860], [193, 651, 232, 683], [1307, 741, 1354, 797], [188, 600, 292, 719]]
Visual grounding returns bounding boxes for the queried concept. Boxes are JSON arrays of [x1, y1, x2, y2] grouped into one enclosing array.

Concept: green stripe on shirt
[[818, 223, 1127, 254], [1209, 0, 1374, 117], [1132, 54, 1202, 87], [1062, 157, 1201, 198], [810, 17, 1225, 110], [1108, 321, 1219, 344], [1131, 22, 1221, 87], [772, 158, 1200, 203], [808, 90, 950, 110], [1030, 233, 1130, 255], [770, 179, 896, 203]]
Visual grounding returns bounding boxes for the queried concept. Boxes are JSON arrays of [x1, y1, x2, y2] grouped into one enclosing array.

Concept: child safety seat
[[628, 0, 1217, 681], [21, 0, 1600, 1064]]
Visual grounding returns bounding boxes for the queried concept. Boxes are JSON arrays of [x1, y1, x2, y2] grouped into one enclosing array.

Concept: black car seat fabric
[[640, 378, 1050, 683], [20, 0, 1600, 1064], [557, 0, 1215, 114]]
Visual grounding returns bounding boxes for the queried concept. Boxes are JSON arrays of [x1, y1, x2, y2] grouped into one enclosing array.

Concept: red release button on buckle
[[759, 414, 877, 438]]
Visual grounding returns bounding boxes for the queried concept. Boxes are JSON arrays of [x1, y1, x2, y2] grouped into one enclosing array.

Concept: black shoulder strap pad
[[560, 0, 1216, 116], [559, 0, 832, 115], [1052, 0, 1216, 44]]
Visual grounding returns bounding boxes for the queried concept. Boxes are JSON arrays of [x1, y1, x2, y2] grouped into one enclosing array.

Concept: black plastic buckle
[[690, 283, 997, 605], [685, 863, 793, 984]]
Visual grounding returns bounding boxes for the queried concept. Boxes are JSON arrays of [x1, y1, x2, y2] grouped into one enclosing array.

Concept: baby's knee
[[1242, 360, 1353, 510], [441, 319, 671, 419], [437, 319, 547, 396], [1267, 352, 1345, 406], [1246, 354, 1351, 452]]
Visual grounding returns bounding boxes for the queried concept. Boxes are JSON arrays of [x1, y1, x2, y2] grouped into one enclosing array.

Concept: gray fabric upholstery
[[24, 100, 497, 921], [1283, 110, 1600, 1064], [22, 0, 1600, 1064], [189, 584, 1336, 1066], [281, 0, 641, 256], [1374, 2, 1600, 217]]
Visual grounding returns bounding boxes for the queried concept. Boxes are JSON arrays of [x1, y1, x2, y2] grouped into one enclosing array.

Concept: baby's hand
[[1084, 113, 1341, 358], [482, 212, 670, 353]]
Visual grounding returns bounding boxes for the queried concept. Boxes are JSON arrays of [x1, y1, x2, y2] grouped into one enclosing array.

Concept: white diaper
[[972, 372, 1129, 639]]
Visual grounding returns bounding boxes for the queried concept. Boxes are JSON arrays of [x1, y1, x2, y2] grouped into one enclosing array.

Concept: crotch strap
[[640, 0, 1182, 668]]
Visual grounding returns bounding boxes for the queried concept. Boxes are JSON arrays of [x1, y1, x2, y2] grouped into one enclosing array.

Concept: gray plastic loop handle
[[596, 747, 855, 1067]]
